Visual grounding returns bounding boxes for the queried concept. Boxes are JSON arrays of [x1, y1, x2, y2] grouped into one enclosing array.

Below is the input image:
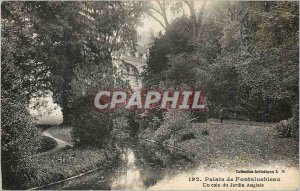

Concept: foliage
[[20, 146, 118, 189], [69, 62, 129, 146], [1, 66, 40, 189], [153, 111, 192, 142], [142, 16, 195, 87], [112, 116, 130, 138], [1, 9, 42, 187], [161, 111, 192, 131], [70, 95, 111, 146], [214, 1, 299, 122], [1, 2, 146, 188], [1, 95, 41, 189], [145, 1, 298, 125], [2, 1, 146, 124], [37, 136, 58, 153]]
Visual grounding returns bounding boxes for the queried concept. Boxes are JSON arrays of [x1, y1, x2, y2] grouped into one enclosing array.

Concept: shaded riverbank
[[23, 145, 120, 190], [22, 120, 299, 190], [14, 126, 119, 190], [24, 126, 195, 190], [40, 138, 197, 190], [32, 134, 299, 190]]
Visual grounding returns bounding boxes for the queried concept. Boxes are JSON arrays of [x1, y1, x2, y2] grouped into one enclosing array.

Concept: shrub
[[153, 111, 192, 142], [1, 38, 42, 189], [289, 103, 299, 139], [138, 108, 164, 130], [71, 95, 113, 147], [180, 132, 196, 141], [275, 120, 290, 137], [1, 97, 41, 189], [201, 129, 209, 136], [68, 62, 130, 146], [276, 103, 299, 139], [153, 125, 172, 142], [126, 111, 140, 136], [161, 111, 192, 132], [37, 136, 58, 153], [112, 116, 130, 139]]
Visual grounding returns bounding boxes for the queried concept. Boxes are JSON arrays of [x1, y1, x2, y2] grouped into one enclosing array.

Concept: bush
[[276, 103, 299, 139], [37, 136, 58, 153], [1, 39, 42, 189], [180, 132, 196, 141], [71, 95, 113, 147], [275, 119, 292, 137], [1, 97, 41, 189], [153, 125, 172, 142], [153, 111, 192, 142], [68, 62, 130, 146], [191, 111, 209, 123], [126, 111, 140, 136], [138, 108, 164, 130], [112, 116, 130, 139], [161, 111, 192, 132], [201, 129, 209, 136]]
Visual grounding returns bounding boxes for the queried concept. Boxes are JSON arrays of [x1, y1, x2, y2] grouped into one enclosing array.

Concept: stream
[[42, 139, 198, 190], [41, 66, 200, 189]]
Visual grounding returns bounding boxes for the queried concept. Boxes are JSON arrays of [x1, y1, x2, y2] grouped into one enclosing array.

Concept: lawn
[[175, 120, 298, 169]]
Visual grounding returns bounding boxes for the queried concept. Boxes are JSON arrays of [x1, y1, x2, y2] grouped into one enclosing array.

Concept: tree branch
[[150, 7, 162, 16], [153, 0, 168, 27], [148, 12, 166, 29]]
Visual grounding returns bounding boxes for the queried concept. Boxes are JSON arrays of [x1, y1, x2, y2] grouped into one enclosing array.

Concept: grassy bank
[[139, 119, 299, 169], [19, 127, 119, 189], [24, 147, 118, 189]]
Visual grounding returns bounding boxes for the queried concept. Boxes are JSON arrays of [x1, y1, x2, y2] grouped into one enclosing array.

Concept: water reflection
[[43, 139, 196, 190], [111, 148, 144, 189]]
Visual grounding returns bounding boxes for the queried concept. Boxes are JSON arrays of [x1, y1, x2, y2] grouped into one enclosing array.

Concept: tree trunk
[[61, 31, 73, 125]]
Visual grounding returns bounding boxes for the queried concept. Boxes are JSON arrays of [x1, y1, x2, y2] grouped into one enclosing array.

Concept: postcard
[[1, 1, 299, 190]]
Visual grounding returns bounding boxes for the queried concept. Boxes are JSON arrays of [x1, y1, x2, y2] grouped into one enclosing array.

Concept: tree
[[1, 2, 147, 187], [148, 0, 170, 29], [1, 9, 41, 186], [183, 0, 207, 38], [65, 2, 146, 145], [148, 0, 208, 38], [145, 1, 298, 126], [2, 1, 146, 125], [143, 13, 222, 87], [213, 1, 298, 122]]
